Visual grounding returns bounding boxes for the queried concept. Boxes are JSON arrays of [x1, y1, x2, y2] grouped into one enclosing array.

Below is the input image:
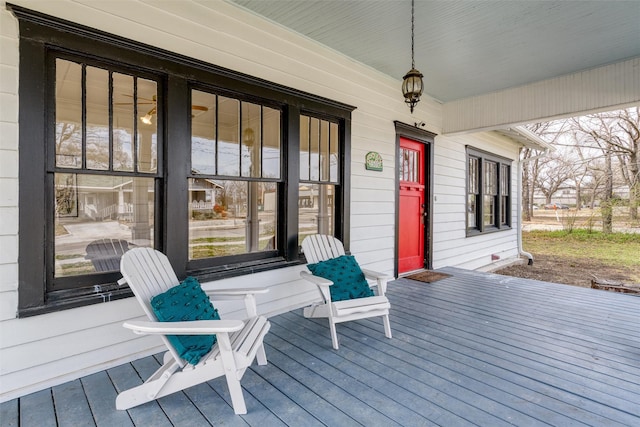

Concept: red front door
[[398, 137, 426, 273]]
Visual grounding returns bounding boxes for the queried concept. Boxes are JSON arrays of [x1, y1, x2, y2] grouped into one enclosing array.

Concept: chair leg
[[225, 371, 247, 415], [115, 361, 180, 410], [329, 320, 339, 350], [217, 333, 248, 414], [256, 344, 267, 366], [383, 314, 392, 339]]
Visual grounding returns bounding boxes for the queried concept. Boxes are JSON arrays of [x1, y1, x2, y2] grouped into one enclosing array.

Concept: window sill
[[18, 285, 134, 318], [466, 225, 512, 237], [190, 257, 305, 283]]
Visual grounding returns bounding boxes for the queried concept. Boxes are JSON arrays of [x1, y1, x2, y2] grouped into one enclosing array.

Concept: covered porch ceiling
[[229, 0, 640, 133]]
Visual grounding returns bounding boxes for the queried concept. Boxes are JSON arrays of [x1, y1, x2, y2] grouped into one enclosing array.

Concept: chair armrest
[[123, 319, 245, 335], [205, 287, 270, 297], [361, 268, 392, 296], [300, 271, 333, 303], [300, 271, 333, 287], [203, 286, 269, 318], [361, 268, 391, 281]]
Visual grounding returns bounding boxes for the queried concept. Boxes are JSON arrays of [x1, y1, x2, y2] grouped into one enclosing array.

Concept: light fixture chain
[[402, 0, 423, 113], [411, 0, 415, 69]]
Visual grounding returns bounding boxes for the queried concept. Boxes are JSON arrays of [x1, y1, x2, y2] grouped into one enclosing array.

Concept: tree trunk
[[629, 154, 639, 220], [602, 150, 613, 233], [630, 181, 639, 220], [522, 163, 531, 221]]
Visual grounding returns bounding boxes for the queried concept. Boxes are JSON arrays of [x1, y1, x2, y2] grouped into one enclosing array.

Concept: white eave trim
[[494, 126, 554, 151], [443, 57, 640, 135]]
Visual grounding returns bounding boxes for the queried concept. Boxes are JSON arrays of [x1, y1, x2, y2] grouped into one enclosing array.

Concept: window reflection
[[299, 114, 339, 243], [298, 183, 334, 245], [188, 179, 277, 259], [54, 174, 154, 277], [191, 90, 217, 175], [55, 59, 82, 168], [217, 96, 240, 176], [86, 66, 109, 170], [53, 58, 159, 277], [112, 73, 134, 172], [189, 90, 282, 261]]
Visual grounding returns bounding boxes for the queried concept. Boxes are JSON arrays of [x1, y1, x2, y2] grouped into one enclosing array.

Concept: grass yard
[[496, 229, 640, 287], [524, 230, 640, 271]]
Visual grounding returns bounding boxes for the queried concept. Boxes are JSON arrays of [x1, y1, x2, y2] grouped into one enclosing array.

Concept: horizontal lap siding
[[0, 0, 442, 401], [432, 132, 520, 270], [0, 3, 19, 323]]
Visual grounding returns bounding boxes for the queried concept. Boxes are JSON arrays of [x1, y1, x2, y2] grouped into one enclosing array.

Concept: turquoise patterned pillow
[[307, 255, 375, 302], [150, 276, 220, 365]]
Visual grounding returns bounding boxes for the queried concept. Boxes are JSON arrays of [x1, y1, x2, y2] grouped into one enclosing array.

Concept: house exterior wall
[[0, 0, 524, 401], [432, 131, 521, 270]]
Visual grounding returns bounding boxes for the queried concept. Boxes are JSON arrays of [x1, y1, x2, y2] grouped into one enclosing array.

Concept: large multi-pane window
[[466, 147, 512, 234], [16, 12, 352, 315], [500, 164, 510, 226], [467, 156, 479, 229], [189, 90, 281, 260], [52, 57, 159, 291], [298, 115, 340, 244], [483, 161, 497, 227]]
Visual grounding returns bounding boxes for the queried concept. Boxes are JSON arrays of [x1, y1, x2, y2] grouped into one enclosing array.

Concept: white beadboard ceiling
[[228, 0, 640, 104]]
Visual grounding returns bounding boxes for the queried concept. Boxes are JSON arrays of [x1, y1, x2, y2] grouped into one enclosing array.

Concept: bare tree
[[521, 147, 535, 221], [522, 121, 562, 219], [534, 152, 575, 205], [571, 108, 640, 220], [614, 108, 640, 220]]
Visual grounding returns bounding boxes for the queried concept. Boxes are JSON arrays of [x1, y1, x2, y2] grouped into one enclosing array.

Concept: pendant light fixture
[[402, 0, 424, 113]]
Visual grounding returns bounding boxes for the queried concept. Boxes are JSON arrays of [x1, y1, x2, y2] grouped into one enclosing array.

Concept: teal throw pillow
[[150, 276, 220, 365], [307, 255, 374, 302]]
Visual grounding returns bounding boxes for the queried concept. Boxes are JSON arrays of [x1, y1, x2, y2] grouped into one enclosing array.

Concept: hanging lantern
[[402, 68, 424, 113], [402, 0, 424, 113]]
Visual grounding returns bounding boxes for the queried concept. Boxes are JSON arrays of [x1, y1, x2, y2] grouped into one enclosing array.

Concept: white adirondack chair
[[300, 235, 392, 349], [117, 247, 270, 414]]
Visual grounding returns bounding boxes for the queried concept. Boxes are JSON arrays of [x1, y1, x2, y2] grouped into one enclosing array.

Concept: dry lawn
[[495, 208, 640, 288]]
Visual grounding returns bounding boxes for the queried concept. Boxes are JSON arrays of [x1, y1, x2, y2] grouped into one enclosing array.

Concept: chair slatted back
[[86, 238, 130, 272], [301, 235, 346, 264], [120, 247, 180, 321]]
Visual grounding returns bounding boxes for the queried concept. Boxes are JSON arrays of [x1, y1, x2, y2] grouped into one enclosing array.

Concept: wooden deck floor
[[2, 267, 640, 426]]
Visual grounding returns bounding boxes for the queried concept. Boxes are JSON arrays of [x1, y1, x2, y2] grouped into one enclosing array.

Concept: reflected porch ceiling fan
[[116, 95, 209, 124]]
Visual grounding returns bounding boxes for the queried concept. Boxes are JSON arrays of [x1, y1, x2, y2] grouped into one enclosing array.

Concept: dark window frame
[[466, 146, 512, 236], [11, 5, 354, 316], [47, 52, 165, 296]]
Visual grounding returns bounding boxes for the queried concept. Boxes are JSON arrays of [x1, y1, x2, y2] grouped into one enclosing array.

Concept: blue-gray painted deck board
[[2, 267, 639, 426]]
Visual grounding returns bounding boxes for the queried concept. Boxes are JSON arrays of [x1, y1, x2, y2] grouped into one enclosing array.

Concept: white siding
[[0, 2, 20, 325], [0, 0, 524, 401], [432, 132, 521, 270], [443, 57, 640, 134]]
